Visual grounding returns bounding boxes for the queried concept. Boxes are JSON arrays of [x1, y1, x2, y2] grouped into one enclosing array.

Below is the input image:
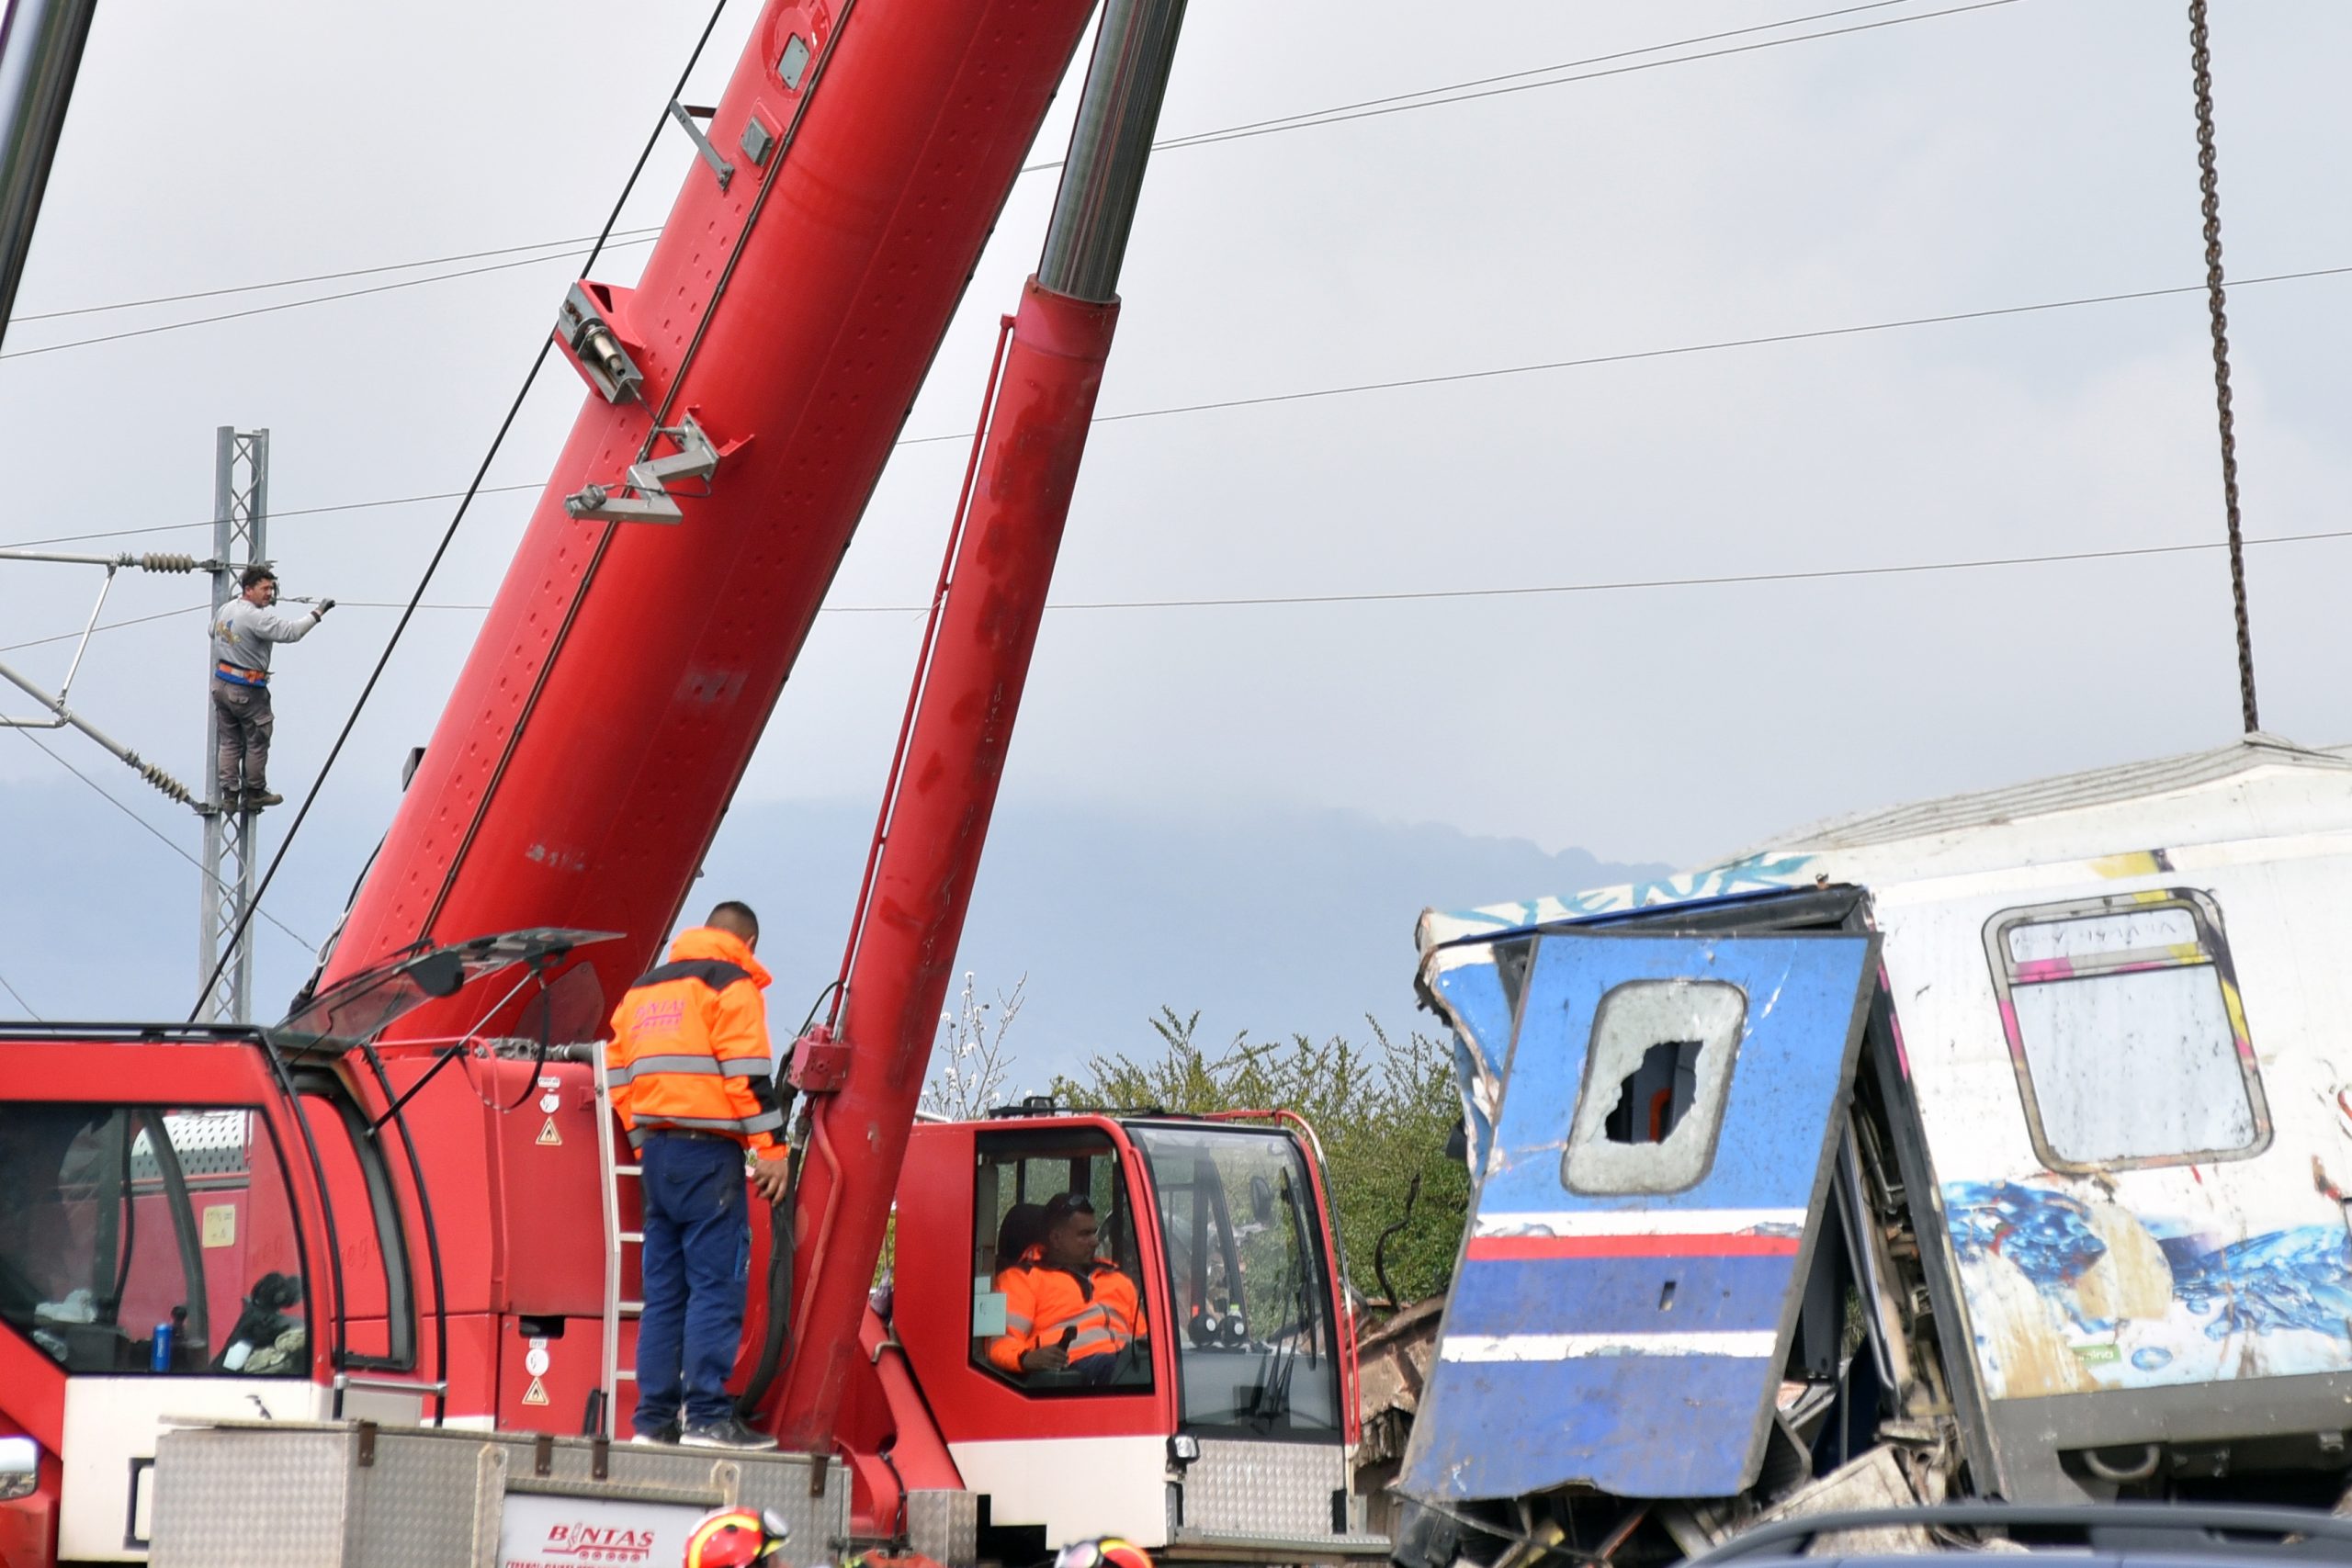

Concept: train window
[[1984, 890, 2269, 1172], [0, 1104, 307, 1375], [967, 1130, 1150, 1394], [1562, 979, 1745, 1195]]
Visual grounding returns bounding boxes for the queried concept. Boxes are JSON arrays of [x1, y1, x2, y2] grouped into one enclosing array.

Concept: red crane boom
[[319, 0, 1101, 1035]]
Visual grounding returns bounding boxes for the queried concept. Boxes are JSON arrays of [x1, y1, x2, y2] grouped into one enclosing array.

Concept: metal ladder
[[592, 1051, 642, 1438]]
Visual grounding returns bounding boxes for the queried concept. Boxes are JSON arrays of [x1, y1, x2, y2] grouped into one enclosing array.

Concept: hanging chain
[[2188, 0, 2259, 734]]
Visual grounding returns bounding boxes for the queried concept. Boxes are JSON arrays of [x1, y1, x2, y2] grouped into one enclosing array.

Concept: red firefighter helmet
[[684, 1507, 789, 1568]]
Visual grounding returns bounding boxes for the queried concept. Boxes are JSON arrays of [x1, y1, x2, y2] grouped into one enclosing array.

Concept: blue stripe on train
[[1443, 1252, 1796, 1338], [1404, 1352, 1774, 1499]]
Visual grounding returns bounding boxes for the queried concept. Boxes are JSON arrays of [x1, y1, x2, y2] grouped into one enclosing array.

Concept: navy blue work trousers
[[633, 1133, 750, 1433]]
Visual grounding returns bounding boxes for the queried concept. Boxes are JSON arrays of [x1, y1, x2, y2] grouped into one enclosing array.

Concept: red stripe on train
[[1466, 1232, 1802, 1260]]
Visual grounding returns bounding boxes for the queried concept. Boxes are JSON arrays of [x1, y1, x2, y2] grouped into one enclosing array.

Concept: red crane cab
[[883, 1108, 1374, 1559]]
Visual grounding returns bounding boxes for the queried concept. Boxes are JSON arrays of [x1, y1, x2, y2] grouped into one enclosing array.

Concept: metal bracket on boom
[[556, 282, 646, 405], [563, 416, 722, 525], [669, 99, 735, 192]]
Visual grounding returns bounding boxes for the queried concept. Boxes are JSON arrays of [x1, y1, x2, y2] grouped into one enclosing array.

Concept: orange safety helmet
[[1053, 1538, 1151, 1568], [684, 1507, 790, 1568]]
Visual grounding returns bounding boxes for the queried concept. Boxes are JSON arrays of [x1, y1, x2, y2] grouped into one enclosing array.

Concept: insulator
[[140, 761, 193, 805], [137, 552, 198, 573]]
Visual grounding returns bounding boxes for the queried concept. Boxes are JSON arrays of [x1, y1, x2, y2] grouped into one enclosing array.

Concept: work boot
[[242, 788, 285, 809], [679, 1416, 777, 1451]]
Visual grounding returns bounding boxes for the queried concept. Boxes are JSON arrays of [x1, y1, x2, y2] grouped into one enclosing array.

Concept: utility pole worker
[[606, 900, 793, 1450], [210, 565, 332, 810]]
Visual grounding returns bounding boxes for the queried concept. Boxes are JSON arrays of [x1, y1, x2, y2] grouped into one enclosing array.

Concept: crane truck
[[0, 2, 1380, 1564]]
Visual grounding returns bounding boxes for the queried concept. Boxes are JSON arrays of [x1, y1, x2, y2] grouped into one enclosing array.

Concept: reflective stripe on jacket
[[987, 1249, 1145, 1373], [605, 926, 786, 1158]]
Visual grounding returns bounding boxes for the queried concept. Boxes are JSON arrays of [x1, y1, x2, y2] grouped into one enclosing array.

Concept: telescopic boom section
[[766, 0, 1187, 1452], [320, 0, 1101, 1039]]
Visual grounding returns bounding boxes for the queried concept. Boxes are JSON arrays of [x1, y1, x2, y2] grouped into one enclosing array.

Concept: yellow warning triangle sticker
[[537, 1117, 562, 1146], [523, 1377, 549, 1406]]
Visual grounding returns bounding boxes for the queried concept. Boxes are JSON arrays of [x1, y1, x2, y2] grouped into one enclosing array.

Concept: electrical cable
[[0, 964, 42, 1020], [9, 525, 2350, 644], [4, 482, 547, 550], [13, 254, 2349, 557], [1141, 1, 1916, 148], [900, 262, 2352, 446], [200, 525, 2352, 615], [1, 235, 658, 363], [10, 726, 316, 951], [0, 603, 206, 653], [0, 2, 2008, 367], [17, 229, 664, 321], [1020, 0, 2020, 174], [186, 0, 742, 1021], [994, 525, 2352, 612]]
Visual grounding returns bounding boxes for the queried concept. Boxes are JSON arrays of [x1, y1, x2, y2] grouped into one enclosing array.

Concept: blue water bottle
[[151, 1304, 186, 1371]]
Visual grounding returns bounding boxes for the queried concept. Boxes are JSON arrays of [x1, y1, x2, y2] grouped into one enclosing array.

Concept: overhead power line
[[17, 229, 664, 321], [171, 525, 2352, 615], [1145, 1, 1917, 146], [0, 1, 2008, 363], [899, 261, 2352, 445], [1, 236, 659, 362], [0, 604, 206, 654], [0, 965, 40, 1020], [4, 482, 548, 550], [8, 255, 2349, 557], [1023, 0, 2019, 174], [10, 727, 316, 952]]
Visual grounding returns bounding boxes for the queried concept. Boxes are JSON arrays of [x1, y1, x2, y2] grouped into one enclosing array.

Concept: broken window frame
[[1982, 887, 2270, 1176], [1559, 977, 1747, 1197]]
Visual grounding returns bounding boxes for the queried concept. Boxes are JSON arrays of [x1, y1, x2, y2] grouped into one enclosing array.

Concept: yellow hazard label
[[537, 1117, 562, 1146], [523, 1376, 549, 1406]]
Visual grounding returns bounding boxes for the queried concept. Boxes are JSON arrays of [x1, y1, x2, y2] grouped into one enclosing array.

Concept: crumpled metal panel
[[1399, 932, 1877, 1504], [1427, 951, 1513, 1175], [1177, 1438, 1347, 1544], [150, 1422, 847, 1568]]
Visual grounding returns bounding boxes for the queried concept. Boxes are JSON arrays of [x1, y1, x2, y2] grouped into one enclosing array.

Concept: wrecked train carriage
[[1394, 735, 2352, 1560]]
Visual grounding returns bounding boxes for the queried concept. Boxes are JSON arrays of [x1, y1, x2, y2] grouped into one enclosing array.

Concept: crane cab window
[[968, 1130, 1151, 1393], [295, 1085, 416, 1370], [0, 1103, 307, 1375], [1127, 1123, 1343, 1436]]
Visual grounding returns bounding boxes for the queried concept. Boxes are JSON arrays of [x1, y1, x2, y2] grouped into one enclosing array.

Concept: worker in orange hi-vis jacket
[[606, 900, 791, 1451], [989, 1192, 1148, 1386]]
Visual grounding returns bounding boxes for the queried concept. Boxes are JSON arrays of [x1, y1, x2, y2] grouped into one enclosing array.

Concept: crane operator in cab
[[989, 1192, 1148, 1385]]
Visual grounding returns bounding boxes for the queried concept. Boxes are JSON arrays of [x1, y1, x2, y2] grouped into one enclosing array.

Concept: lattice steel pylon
[[196, 427, 267, 1023]]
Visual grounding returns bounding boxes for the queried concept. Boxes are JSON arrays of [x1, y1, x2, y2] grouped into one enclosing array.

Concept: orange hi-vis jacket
[[605, 927, 787, 1161], [988, 1247, 1146, 1374]]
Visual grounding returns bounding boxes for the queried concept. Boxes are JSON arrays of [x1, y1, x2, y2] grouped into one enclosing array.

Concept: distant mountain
[[0, 778, 1666, 1081]]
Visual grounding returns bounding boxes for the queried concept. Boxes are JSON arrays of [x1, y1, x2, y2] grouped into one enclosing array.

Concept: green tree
[[1049, 1010, 1471, 1308]]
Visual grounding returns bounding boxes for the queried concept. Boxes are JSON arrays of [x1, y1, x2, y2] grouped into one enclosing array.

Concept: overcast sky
[[2, 0, 2346, 1021]]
